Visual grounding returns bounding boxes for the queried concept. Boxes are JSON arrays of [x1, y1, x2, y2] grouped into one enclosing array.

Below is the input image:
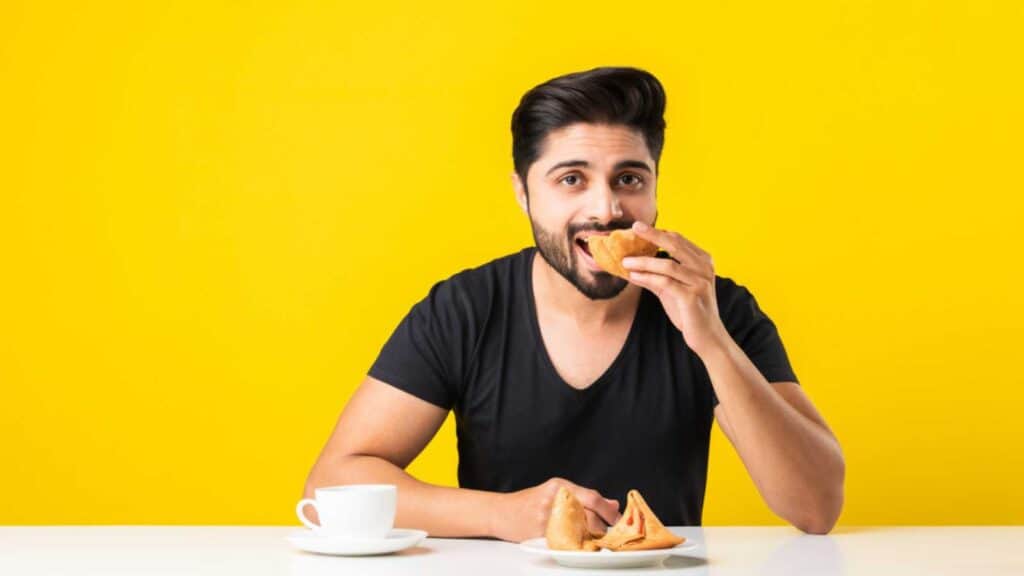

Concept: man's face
[[516, 123, 658, 300]]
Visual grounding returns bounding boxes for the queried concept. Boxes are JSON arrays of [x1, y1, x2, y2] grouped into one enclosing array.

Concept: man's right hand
[[491, 478, 622, 543]]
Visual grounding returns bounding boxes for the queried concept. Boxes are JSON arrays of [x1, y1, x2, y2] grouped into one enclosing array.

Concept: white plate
[[519, 537, 699, 569], [286, 528, 428, 556]]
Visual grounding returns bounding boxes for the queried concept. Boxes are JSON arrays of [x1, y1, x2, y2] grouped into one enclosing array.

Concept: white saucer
[[519, 537, 699, 569], [286, 528, 428, 556]]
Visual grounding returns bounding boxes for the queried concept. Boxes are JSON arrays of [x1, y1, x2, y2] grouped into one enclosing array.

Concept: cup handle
[[296, 498, 320, 530]]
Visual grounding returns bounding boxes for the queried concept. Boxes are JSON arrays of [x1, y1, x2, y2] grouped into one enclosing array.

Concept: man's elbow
[[786, 457, 843, 532], [792, 470, 845, 534], [302, 467, 323, 499], [303, 454, 347, 497], [304, 453, 366, 496], [793, 502, 842, 535]]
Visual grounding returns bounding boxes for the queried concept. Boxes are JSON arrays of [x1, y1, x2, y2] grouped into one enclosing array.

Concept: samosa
[[544, 487, 603, 551], [592, 490, 685, 551], [586, 230, 659, 280]]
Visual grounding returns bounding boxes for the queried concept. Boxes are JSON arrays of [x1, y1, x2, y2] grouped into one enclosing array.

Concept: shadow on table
[[826, 526, 874, 535], [662, 555, 710, 570], [289, 546, 436, 575], [759, 534, 845, 576], [526, 555, 709, 574]]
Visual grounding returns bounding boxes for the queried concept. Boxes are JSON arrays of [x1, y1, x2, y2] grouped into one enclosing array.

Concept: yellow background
[[2, 1, 1022, 525]]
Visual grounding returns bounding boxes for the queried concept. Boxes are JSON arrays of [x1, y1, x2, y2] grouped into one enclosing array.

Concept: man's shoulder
[[714, 274, 745, 300], [713, 274, 777, 328], [439, 247, 532, 289], [421, 247, 533, 308]]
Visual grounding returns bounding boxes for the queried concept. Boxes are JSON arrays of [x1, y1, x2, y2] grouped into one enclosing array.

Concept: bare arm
[[622, 222, 845, 534], [302, 376, 498, 537], [709, 341, 845, 534], [302, 376, 620, 540]]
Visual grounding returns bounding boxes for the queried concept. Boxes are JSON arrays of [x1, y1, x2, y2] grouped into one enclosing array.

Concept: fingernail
[[633, 221, 650, 232], [621, 257, 636, 268]]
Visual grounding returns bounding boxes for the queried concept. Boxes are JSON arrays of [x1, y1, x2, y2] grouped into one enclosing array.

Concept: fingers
[[557, 479, 621, 525], [632, 221, 709, 265], [590, 493, 622, 526], [626, 270, 682, 297], [620, 255, 708, 286], [584, 509, 608, 537]]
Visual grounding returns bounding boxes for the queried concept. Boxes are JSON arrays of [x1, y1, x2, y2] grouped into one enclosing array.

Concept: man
[[303, 67, 845, 539]]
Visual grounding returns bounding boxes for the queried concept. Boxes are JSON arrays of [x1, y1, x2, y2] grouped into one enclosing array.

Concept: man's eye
[[618, 173, 644, 187], [560, 174, 581, 186]]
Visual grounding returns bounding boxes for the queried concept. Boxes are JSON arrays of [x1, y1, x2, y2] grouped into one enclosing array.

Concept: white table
[[1, 526, 1020, 575]]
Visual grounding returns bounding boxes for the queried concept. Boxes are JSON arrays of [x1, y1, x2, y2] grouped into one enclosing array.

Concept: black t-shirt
[[368, 247, 798, 526]]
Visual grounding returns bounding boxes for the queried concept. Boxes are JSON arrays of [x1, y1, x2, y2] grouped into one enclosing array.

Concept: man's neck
[[531, 249, 642, 328]]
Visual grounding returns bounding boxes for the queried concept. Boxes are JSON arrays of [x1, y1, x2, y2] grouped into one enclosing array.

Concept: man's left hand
[[621, 221, 729, 357]]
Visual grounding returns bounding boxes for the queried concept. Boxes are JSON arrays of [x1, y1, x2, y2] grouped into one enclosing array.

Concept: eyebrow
[[545, 159, 654, 176]]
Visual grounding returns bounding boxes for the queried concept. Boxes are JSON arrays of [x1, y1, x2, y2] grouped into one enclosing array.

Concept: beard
[[528, 215, 638, 300]]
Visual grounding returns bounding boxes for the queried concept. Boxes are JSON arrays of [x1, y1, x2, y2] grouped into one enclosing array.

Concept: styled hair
[[511, 66, 667, 186]]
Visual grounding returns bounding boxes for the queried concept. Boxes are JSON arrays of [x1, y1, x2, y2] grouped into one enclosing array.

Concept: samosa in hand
[[544, 487, 603, 551]]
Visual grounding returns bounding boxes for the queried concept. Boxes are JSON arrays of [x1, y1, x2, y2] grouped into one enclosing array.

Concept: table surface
[[1, 526, 1021, 575]]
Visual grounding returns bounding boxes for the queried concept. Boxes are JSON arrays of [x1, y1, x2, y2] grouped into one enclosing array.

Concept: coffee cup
[[296, 484, 397, 539]]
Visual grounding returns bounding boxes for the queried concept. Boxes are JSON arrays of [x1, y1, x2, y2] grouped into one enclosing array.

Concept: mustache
[[567, 219, 635, 238]]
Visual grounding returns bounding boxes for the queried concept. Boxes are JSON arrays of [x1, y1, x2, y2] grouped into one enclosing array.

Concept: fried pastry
[[586, 230, 659, 280], [592, 490, 685, 551], [544, 487, 602, 551]]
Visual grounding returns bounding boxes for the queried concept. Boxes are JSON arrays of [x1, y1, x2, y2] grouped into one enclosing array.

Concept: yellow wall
[[2, 1, 1022, 525]]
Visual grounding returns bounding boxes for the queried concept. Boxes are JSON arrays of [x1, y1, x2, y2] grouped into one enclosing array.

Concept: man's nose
[[584, 182, 623, 223]]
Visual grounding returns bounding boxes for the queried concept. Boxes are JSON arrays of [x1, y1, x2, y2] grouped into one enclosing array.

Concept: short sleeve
[[711, 277, 800, 406], [367, 280, 471, 410]]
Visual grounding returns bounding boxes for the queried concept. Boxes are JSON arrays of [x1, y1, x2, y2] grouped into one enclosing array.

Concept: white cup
[[296, 484, 397, 539]]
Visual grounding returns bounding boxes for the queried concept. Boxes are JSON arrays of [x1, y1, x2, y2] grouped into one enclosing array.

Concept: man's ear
[[511, 171, 529, 215]]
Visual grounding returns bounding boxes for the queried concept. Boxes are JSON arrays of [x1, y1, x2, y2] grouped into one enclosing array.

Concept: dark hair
[[511, 66, 667, 187]]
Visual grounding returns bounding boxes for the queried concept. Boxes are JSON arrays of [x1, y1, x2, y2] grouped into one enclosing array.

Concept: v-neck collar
[[524, 247, 647, 395]]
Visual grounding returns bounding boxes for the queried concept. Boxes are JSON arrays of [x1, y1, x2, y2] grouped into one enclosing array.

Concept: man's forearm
[[700, 336, 845, 533], [303, 454, 499, 538]]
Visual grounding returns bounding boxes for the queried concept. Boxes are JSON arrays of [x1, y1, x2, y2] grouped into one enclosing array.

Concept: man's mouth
[[573, 231, 611, 270], [575, 237, 593, 257]]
